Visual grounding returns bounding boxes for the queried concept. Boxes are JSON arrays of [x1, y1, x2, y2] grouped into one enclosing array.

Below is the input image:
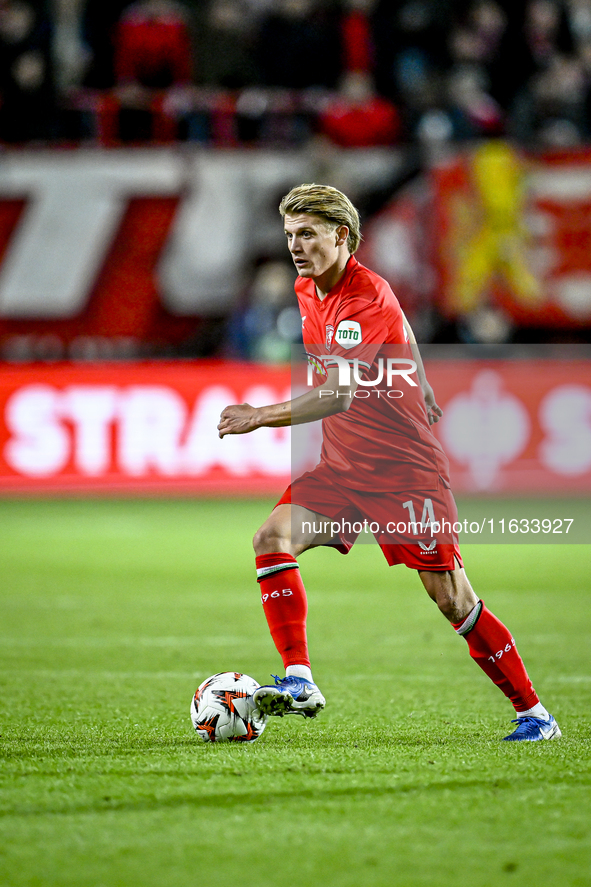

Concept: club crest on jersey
[[325, 324, 335, 350], [335, 320, 362, 349]]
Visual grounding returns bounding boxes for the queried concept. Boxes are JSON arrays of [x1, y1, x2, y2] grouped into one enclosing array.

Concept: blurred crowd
[[3, 0, 591, 148]]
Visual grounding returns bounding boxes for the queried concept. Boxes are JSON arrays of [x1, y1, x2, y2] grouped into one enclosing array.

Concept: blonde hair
[[279, 183, 361, 254]]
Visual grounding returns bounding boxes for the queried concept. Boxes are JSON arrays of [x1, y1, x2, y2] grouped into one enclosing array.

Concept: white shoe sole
[[253, 686, 325, 719]]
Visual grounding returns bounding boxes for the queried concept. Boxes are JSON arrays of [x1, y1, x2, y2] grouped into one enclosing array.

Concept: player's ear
[[335, 225, 349, 246]]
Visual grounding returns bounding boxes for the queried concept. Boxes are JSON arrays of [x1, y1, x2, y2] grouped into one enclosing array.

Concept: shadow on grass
[[3, 775, 516, 819]]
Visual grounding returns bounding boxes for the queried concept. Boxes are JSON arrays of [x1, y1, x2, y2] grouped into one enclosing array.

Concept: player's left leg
[[419, 564, 561, 741]]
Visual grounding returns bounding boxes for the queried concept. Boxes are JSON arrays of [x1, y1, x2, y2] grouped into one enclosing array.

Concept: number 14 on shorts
[[402, 498, 436, 534]]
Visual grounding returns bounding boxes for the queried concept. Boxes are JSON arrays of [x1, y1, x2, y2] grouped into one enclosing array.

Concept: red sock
[[255, 553, 310, 670], [453, 601, 539, 712]]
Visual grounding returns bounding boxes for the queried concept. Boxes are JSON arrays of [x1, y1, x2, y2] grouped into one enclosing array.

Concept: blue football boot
[[502, 714, 561, 741], [253, 675, 325, 718]]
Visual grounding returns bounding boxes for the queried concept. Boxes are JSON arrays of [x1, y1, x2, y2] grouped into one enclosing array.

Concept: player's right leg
[[251, 503, 334, 718]]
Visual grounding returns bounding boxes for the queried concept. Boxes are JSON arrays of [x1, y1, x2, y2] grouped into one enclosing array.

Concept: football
[[190, 672, 267, 743]]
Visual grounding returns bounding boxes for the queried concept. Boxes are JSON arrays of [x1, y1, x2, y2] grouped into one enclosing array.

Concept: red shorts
[[276, 462, 463, 572]]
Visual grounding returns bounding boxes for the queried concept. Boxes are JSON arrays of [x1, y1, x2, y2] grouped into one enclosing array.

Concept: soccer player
[[217, 183, 560, 742]]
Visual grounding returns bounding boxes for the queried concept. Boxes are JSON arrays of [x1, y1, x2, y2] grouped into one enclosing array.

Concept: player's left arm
[[402, 311, 443, 425]]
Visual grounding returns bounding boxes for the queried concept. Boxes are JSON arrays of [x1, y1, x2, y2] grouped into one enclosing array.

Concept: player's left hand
[[218, 403, 259, 438], [423, 384, 443, 425], [427, 403, 443, 425]]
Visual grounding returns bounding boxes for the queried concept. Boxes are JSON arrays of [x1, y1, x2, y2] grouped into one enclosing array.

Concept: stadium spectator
[[493, 0, 574, 104], [443, 1, 506, 139], [341, 0, 375, 76], [256, 0, 341, 90], [510, 50, 587, 144], [370, 0, 455, 140], [82, 0, 131, 89], [371, 0, 452, 102], [499, 0, 582, 143], [228, 259, 300, 362], [0, 0, 56, 142], [114, 0, 193, 88], [446, 1, 507, 98], [445, 67, 505, 140], [195, 0, 259, 89], [318, 70, 401, 146], [112, 0, 195, 141]]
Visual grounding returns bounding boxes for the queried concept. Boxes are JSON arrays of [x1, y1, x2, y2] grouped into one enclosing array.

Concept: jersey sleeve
[[323, 295, 390, 372]]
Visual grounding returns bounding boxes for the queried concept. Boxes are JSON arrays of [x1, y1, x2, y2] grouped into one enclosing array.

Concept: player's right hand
[[218, 403, 259, 438]]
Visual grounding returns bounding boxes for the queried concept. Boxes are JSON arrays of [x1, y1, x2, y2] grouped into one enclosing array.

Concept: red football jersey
[[295, 255, 450, 491]]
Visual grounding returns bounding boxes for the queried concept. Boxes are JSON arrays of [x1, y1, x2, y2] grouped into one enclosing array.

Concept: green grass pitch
[[0, 497, 590, 887]]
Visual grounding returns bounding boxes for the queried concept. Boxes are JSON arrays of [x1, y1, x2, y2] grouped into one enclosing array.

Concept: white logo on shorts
[[418, 539, 437, 553]]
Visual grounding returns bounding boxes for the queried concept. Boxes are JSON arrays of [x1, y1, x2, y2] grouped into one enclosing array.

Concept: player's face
[[283, 213, 344, 282]]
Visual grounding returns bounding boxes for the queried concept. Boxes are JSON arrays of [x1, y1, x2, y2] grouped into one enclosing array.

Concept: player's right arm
[[217, 365, 357, 438]]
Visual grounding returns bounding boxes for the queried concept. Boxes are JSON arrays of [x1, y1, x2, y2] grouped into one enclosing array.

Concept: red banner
[[428, 359, 591, 493], [0, 360, 590, 495], [0, 362, 291, 495]]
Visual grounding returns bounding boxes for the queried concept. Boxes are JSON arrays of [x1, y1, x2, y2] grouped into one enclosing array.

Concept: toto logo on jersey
[[334, 321, 362, 348]]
